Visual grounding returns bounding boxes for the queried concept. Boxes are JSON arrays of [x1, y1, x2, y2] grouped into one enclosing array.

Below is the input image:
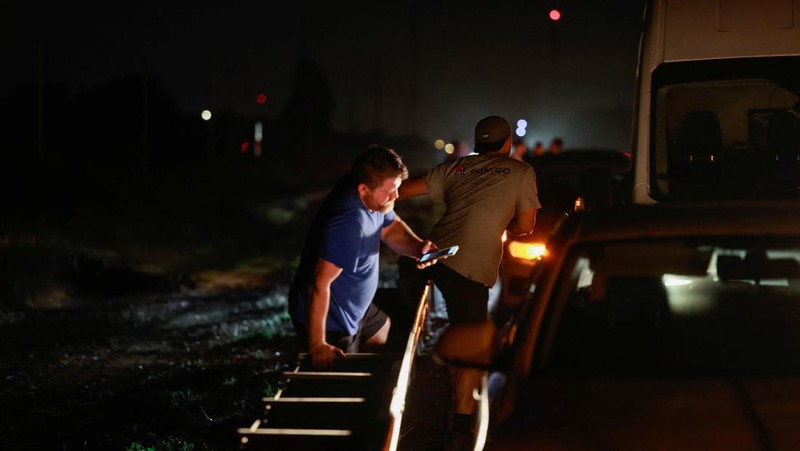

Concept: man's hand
[[309, 341, 346, 369], [416, 240, 439, 269]]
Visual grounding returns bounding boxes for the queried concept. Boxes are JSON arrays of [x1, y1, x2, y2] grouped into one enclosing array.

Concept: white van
[[632, 0, 800, 204]]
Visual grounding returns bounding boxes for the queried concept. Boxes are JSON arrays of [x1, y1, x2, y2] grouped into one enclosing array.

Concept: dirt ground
[[0, 282, 452, 451], [0, 160, 452, 450]]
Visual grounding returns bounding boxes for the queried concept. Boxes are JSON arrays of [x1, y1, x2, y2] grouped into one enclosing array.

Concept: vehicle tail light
[[574, 196, 585, 212], [507, 240, 546, 262]]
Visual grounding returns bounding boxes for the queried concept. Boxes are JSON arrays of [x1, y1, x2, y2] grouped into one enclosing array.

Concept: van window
[[648, 56, 800, 201], [631, 0, 800, 205]]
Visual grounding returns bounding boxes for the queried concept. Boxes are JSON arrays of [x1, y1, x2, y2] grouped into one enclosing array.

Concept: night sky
[[4, 1, 646, 151]]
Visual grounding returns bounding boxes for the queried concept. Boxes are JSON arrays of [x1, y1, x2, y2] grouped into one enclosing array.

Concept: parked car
[[495, 149, 631, 316], [437, 203, 800, 450]]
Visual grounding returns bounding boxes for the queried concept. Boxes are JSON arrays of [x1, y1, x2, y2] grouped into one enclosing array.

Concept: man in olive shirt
[[399, 115, 540, 449]]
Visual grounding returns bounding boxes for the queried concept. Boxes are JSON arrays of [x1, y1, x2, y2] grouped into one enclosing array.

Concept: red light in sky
[[256, 93, 267, 104], [549, 9, 561, 21]]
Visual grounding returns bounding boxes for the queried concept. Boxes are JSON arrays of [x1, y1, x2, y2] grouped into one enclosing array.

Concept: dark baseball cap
[[474, 115, 512, 153]]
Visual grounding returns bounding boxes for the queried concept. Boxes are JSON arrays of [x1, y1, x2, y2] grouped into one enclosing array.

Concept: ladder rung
[[298, 352, 402, 360], [238, 427, 353, 437], [283, 371, 376, 380], [263, 396, 366, 403]]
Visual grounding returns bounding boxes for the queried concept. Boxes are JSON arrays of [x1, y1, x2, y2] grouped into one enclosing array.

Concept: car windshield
[[534, 236, 800, 378]]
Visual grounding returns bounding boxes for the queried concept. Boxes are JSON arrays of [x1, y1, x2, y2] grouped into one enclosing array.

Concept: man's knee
[[362, 317, 391, 349]]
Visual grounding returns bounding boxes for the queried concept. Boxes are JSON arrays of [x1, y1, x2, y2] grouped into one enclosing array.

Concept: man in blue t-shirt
[[288, 145, 439, 369]]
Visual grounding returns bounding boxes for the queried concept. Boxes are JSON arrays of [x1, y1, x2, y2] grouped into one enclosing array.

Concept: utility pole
[[37, 38, 44, 163], [141, 55, 150, 170]]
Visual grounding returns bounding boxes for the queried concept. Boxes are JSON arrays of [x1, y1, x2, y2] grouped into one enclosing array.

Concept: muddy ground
[[0, 159, 452, 450], [0, 284, 452, 451]]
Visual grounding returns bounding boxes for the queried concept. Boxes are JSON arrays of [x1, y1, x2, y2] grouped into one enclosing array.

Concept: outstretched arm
[[507, 207, 537, 236], [398, 176, 429, 200], [381, 217, 438, 268]]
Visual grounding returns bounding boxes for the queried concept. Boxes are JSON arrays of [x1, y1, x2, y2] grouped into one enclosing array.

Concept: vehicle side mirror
[[432, 320, 497, 368]]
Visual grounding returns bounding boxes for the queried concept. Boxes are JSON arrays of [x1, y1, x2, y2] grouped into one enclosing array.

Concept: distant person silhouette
[[511, 138, 528, 161], [548, 137, 564, 154], [532, 140, 546, 156]]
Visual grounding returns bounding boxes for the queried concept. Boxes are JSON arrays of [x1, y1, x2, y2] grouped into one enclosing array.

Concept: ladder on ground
[[237, 284, 430, 450]]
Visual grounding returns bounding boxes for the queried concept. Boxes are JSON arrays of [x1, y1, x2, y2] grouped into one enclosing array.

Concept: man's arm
[[307, 257, 346, 368], [381, 217, 437, 267], [397, 175, 428, 200], [506, 207, 537, 236]]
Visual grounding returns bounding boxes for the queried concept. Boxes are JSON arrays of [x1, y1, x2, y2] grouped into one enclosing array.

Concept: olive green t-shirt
[[426, 153, 541, 286]]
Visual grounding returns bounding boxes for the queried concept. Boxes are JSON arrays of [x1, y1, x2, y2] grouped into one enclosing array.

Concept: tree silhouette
[[280, 53, 336, 166]]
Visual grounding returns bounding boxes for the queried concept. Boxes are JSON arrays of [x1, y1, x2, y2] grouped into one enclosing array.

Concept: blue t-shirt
[[289, 176, 396, 335]]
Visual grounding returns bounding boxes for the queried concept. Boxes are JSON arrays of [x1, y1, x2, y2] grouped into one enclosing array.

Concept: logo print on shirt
[[473, 167, 512, 175]]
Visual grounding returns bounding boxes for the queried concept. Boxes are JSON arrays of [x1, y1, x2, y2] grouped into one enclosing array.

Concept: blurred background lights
[[444, 143, 455, 154], [549, 9, 561, 21], [201, 110, 212, 121], [254, 121, 263, 157], [434, 139, 445, 150], [254, 121, 263, 142], [256, 93, 267, 104], [516, 118, 528, 137]]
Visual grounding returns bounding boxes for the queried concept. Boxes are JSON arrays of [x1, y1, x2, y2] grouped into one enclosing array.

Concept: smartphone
[[418, 245, 459, 263]]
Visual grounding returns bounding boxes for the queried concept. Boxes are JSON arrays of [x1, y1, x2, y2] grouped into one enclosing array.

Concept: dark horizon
[[4, 1, 646, 152]]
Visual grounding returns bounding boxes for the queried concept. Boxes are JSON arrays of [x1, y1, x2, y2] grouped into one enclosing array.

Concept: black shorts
[[429, 264, 490, 325], [397, 256, 489, 326], [293, 302, 388, 353]]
